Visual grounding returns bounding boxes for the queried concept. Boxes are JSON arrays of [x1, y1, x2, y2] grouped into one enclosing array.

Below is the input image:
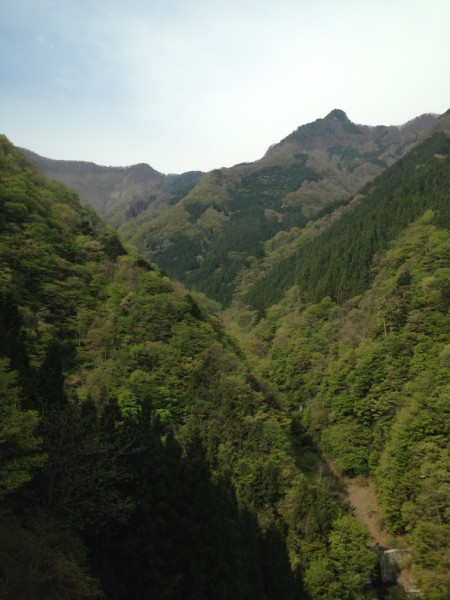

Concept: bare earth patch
[[345, 477, 393, 547], [345, 477, 419, 593]]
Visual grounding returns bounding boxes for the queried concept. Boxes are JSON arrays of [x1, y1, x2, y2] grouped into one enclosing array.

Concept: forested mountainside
[[232, 211, 450, 598], [20, 147, 204, 226], [224, 112, 450, 598], [22, 111, 436, 307], [0, 136, 294, 599], [3, 105, 449, 600], [0, 136, 384, 600], [242, 126, 450, 311]]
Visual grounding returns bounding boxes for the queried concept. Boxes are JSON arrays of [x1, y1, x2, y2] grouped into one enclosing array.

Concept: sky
[[1, 0, 449, 174]]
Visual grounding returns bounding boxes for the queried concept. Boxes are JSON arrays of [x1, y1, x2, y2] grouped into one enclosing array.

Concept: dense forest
[[0, 136, 377, 599], [26, 110, 434, 311], [1, 107, 449, 600], [224, 115, 450, 598], [0, 136, 298, 599], [243, 131, 450, 310], [126, 111, 435, 308]]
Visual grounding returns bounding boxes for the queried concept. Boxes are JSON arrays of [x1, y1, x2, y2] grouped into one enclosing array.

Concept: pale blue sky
[[1, 0, 449, 173]]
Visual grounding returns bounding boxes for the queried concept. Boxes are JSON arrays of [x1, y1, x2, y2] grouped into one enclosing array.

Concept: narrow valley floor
[[346, 478, 393, 547]]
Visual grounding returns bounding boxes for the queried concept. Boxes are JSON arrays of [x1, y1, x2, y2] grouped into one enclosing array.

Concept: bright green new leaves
[[305, 515, 375, 600], [256, 213, 450, 595], [328, 516, 375, 595], [409, 521, 450, 600], [0, 137, 310, 598]]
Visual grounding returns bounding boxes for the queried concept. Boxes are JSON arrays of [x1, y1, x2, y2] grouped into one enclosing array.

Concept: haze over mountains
[[22, 110, 438, 305], [20, 147, 204, 224], [22, 110, 437, 216]]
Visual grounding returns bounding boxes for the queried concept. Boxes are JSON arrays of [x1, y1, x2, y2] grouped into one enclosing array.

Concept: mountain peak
[[324, 108, 349, 121]]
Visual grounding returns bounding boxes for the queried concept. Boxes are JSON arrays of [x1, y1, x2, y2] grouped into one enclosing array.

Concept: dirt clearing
[[345, 477, 395, 547]]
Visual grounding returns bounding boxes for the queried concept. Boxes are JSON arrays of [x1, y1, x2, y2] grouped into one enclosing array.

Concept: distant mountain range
[[21, 110, 438, 305], [19, 148, 204, 226]]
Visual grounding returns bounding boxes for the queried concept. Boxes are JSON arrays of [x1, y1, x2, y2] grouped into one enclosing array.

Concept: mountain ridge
[[19, 110, 437, 221], [133, 110, 438, 304], [265, 109, 437, 158], [17, 110, 439, 307], [2, 103, 450, 598], [19, 146, 204, 223]]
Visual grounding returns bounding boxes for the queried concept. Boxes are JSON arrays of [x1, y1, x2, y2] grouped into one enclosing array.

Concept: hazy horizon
[[1, 0, 449, 173]]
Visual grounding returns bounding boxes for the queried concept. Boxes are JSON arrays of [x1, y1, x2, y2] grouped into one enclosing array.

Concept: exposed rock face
[[372, 547, 421, 595], [380, 549, 404, 582]]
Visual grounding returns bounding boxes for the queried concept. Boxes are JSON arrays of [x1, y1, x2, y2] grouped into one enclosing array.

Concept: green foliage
[[254, 208, 450, 596], [322, 422, 372, 476], [0, 516, 104, 600], [409, 521, 450, 599], [4, 116, 449, 598], [85, 427, 301, 600], [142, 157, 320, 305], [328, 516, 375, 593], [245, 132, 450, 309], [304, 515, 375, 600], [0, 136, 306, 599]]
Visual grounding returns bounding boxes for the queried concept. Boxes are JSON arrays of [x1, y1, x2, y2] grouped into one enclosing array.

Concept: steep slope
[[124, 110, 436, 305], [0, 136, 305, 599], [263, 109, 436, 203], [5, 107, 447, 598], [243, 125, 450, 311], [226, 114, 450, 598], [4, 134, 399, 600], [20, 147, 204, 227], [20, 111, 436, 307]]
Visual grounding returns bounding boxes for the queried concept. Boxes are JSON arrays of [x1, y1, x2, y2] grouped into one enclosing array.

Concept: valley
[[1, 108, 449, 599]]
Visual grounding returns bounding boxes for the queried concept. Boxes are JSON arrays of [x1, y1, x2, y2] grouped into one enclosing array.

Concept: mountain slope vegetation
[[3, 106, 449, 599], [1, 135, 385, 600], [252, 211, 450, 598], [22, 111, 436, 307], [243, 129, 450, 310], [20, 147, 204, 227], [224, 111, 450, 598], [0, 136, 304, 599]]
